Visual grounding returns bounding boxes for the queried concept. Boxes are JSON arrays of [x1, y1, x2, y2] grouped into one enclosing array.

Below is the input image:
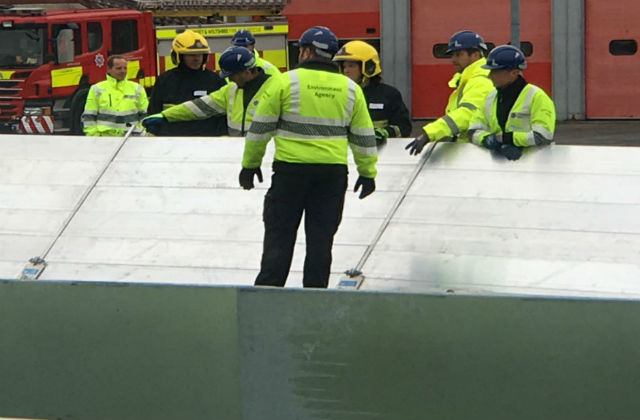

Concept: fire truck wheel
[[70, 88, 89, 135]]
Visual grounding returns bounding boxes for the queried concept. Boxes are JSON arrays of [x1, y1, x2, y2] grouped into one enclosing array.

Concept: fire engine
[[0, 5, 289, 134]]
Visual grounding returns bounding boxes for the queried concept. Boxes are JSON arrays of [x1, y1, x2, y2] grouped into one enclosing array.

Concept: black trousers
[[254, 162, 348, 288]]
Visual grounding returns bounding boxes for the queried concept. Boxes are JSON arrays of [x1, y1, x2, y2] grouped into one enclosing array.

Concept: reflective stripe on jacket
[[422, 58, 493, 142], [468, 83, 556, 147], [162, 73, 275, 136], [82, 74, 148, 137], [243, 63, 378, 178]]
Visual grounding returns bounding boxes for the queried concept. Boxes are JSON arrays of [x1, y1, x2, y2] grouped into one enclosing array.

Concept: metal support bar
[[18, 125, 137, 280], [510, 0, 520, 48], [338, 141, 440, 289], [380, 0, 411, 112], [552, 0, 585, 120]]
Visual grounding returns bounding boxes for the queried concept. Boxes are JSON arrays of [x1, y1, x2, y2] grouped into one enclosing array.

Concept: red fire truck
[[0, 8, 156, 134], [0, 6, 289, 134]]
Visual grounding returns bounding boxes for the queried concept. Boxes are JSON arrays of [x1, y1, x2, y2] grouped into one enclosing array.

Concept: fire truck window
[[609, 39, 637, 55], [52, 24, 82, 55], [520, 41, 533, 57], [88, 22, 103, 52], [111, 20, 139, 54]]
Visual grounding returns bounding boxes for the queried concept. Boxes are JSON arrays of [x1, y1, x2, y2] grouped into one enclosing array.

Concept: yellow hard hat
[[333, 40, 381, 78], [171, 29, 210, 65]]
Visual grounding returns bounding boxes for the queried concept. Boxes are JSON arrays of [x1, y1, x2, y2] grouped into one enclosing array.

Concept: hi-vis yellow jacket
[[422, 58, 493, 142], [162, 72, 274, 136], [243, 62, 378, 178], [468, 83, 556, 147], [82, 74, 148, 137], [254, 50, 280, 77]]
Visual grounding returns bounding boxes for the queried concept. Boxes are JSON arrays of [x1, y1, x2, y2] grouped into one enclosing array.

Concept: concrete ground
[[410, 120, 640, 147]]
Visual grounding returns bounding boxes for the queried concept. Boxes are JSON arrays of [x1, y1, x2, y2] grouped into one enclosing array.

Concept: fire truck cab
[[0, 7, 156, 134]]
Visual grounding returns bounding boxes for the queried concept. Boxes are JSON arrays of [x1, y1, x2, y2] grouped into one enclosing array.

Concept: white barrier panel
[[1, 135, 640, 298]]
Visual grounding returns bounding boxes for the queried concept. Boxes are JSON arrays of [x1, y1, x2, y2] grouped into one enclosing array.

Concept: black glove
[[141, 113, 167, 135], [500, 144, 523, 160], [405, 132, 429, 155], [353, 176, 375, 199], [239, 167, 263, 190], [481, 133, 501, 150]]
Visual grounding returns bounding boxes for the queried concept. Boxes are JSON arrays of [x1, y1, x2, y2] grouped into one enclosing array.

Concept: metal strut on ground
[[18, 125, 138, 281], [337, 141, 440, 290]]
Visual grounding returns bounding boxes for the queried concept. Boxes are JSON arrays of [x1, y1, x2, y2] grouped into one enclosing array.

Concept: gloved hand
[[239, 167, 263, 190], [500, 144, 523, 160], [141, 113, 167, 135], [405, 132, 429, 156], [374, 127, 389, 147], [353, 176, 375, 199], [481, 133, 501, 150]]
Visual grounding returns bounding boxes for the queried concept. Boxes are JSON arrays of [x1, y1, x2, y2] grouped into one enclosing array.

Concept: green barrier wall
[[2, 280, 640, 419]]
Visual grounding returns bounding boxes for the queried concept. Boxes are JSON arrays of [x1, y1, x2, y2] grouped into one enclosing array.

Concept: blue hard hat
[[298, 25, 339, 58], [218, 46, 256, 78], [232, 29, 255, 47], [445, 30, 487, 54], [482, 45, 527, 70]]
